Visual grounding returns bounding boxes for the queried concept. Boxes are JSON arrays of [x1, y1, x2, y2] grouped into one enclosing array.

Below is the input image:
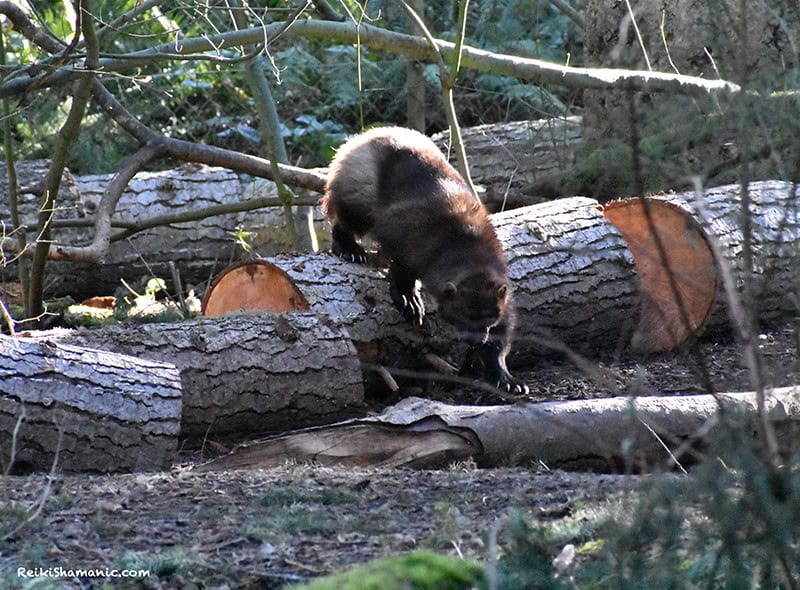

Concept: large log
[[0, 163, 328, 300], [61, 313, 365, 438], [0, 335, 181, 473], [205, 195, 717, 370], [196, 387, 800, 472]]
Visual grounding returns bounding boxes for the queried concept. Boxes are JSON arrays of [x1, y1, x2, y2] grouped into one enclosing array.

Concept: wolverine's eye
[[442, 282, 458, 298], [497, 284, 508, 299]]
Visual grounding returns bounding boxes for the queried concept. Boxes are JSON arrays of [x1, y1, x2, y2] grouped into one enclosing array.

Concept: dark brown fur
[[322, 127, 526, 392]]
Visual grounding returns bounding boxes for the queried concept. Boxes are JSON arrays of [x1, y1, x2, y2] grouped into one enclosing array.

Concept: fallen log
[[67, 164, 325, 299], [0, 335, 181, 473], [60, 313, 365, 437], [0, 160, 90, 298], [195, 387, 800, 472], [204, 195, 718, 369]]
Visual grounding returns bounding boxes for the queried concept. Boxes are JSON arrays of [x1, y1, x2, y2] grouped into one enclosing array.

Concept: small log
[[61, 313, 365, 437], [196, 387, 800, 472], [0, 335, 181, 473]]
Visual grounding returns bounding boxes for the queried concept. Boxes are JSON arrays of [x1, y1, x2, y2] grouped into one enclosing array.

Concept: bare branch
[[108, 194, 319, 243], [0, 18, 741, 99]]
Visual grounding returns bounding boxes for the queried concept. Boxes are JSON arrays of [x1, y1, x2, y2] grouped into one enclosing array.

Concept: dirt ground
[[1, 326, 798, 589]]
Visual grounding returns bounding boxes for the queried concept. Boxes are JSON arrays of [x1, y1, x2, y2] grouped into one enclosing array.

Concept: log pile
[[1, 127, 798, 473]]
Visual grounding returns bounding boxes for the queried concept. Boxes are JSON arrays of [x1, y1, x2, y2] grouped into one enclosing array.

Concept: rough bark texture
[[494, 197, 640, 357], [265, 196, 640, 366], [0, 335, 180, 473], [68, 164, 327, 299], [657, 180, 800, 326], [432, 117, 582, 206], [584, 0, 796, 82], [198, 387, 800, 471], [61, 313, 365, 437]]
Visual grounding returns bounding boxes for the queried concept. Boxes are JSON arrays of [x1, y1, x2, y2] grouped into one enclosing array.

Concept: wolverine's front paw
[[488, 367, 529, 395], [390, 282, 425, 326], [332, 241, 367, 264]]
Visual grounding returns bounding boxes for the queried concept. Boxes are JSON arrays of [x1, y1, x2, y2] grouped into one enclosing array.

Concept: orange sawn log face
[[202, 260, 310, 316], [603, 198, 717, 352]]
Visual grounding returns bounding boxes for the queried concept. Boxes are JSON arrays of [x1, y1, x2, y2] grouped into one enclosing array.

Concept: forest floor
[[1, 326, 798, 589]]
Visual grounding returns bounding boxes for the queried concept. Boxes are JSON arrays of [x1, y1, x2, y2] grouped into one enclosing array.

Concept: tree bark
[[252, 196, 643, 365], [0, 160, 91, 298], [0, 163, 327, 300], [0, 335, 180, 473], [196, 387, 800, 472], [60, 313, 365, 438]]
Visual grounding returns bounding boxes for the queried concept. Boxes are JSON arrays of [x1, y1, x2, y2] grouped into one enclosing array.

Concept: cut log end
[[202, 259, 310, 316], [603, 198, 717, 352]]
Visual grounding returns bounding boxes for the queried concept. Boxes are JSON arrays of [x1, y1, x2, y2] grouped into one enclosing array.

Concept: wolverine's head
[[435, 269, 511, 338]]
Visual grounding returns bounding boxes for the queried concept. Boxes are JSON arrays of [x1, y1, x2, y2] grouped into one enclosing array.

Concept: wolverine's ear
[[442, 281, 458, 298], [497, 283, 508, 299]]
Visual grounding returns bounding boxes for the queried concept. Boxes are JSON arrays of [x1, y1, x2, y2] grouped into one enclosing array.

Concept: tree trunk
[[581, 0, 798, 196], [205, 181, 800, 368], [61, 313, 365, 438], [0, 335, 180, 473], [0, 163, 328, 300], [432, 117, 582, 206], [262, 196, 640, 367], [196, 387, 800, 472], [208, 194, 716, 369]]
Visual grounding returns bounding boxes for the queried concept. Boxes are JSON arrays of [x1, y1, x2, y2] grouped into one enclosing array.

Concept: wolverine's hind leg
[[388, 262, 425, 326], [331, 224, 367, 264]]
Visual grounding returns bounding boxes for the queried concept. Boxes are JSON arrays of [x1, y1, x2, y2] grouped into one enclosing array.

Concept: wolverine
[[322, 126, 527, 393]]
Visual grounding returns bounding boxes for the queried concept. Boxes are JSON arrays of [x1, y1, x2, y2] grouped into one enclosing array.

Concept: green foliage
[[0, 1, 580, 173], [281, 115, 347, 163], [293, 551, 484, 590], [487, 424, 800, 588]]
